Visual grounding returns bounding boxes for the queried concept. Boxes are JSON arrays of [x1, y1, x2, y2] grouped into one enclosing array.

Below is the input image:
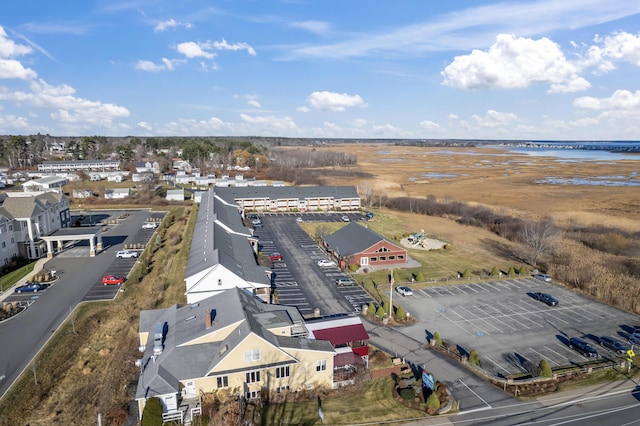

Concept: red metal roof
[[312, 324, 369, 346]]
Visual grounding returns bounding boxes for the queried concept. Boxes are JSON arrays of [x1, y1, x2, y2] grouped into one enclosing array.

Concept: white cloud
[[419, 120, 446, 134], [137, 121, 152, 131], [135, 58, 181, 72], [590, 31, 640, 67], [154, 18, 193, 32], [442, 34, 580, 90], [574, 89, 640, 110], [176, 42, 216, 59], [350, 118, 368, 127], [471, 109, 518, 128], [307, 91, 365, 112], [210, 39, 256, 56], [290, 21, 331, 36], [448, 113, 459, 120], [0, 113, 30, 131], [0, 59, 37, 79], [0, 26, 33, 57], [296, 106, 310, 113], [158, 117, 228, 135], [547, 77, 591, 94], [239, 113, 297, 131], [248, 100, 261, 108]]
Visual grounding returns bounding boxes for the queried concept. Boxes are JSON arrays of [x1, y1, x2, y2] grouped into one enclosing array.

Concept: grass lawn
[[0, 261, 36, 291], [259, 377, 429, 425]]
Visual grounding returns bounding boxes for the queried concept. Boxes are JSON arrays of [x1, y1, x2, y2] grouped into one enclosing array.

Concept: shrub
[[518, 265, 527, 275], [141, 397, 163, 426], [375, 306, 386, 318], [538, 359, 552, 378], [348, 263, 359, 272], [399, 387, 415, 400], [395, 304, 407, 321], [462, 269, 472, 278], [443, 243, 451, 250], [508, 266, 516, 276], [426, 391, 440, 410], [468, 349, 481, 366], [432, 332, 442, 345], [367, 302, 376, 316], [489, 267, 500, 276], [416, 271, 425, 282]]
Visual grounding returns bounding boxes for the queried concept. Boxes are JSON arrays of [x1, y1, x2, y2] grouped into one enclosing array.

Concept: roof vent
[[184, 315, 196, 323], [153, 322, 167, 356]]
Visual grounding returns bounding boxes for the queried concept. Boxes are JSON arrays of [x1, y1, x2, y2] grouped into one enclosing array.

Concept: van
[[335, 277, 356, 287]]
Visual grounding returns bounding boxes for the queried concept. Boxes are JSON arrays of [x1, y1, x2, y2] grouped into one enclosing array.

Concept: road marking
[[457, 305, 503, 333], [528, 347, 561, 366], [455, 378, 492, 414], [445, 309, 490, 336], [481, 355, 512, 375]]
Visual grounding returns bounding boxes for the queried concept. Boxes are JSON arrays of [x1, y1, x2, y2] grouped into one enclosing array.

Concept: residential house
[[0, 212, 19, 267], [322, 222, 407, 269], [135, 288, 335, 421], [22, 176, 68, 192], [104, 188, 130, 199], [183, 190, 270, 304], [72, 189, 94, 199], [166, 189, 185, 202], [305, 315, 370, 371], [135, 160, 160, 174], [107, 174, 123, 183], [37, 159, 119, 172], [0, 191, 71, 259]]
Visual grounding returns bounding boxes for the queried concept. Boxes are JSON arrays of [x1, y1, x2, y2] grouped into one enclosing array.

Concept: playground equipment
[[408, 229, 426, 247]]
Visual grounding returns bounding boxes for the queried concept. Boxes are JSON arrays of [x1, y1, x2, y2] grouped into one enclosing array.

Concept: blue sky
[[1, 0, 640, 140]]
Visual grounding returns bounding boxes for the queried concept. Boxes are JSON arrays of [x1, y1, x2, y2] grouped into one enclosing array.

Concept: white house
[[135, 161, 160, 174], [72, 189, 94, 199], [22, 176, 68, 192], [107, 174, 123, 183], [104, 188, 130, 199], [166, 189, 185, 202]]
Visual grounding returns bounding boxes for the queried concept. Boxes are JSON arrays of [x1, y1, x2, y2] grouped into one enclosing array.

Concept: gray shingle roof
[[323, 222, 387, 257], [0, 195, 44, 219]]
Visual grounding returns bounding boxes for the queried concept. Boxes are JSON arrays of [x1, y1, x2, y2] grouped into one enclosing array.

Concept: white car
[[396, 286, 413, 296], [317, 259, 337, 267], [142, 222, 158, 229], [116, 250, 138, 259], [295, 217, 303, 223], [341, 215, 350, 222], [533, 273, 552, 282]]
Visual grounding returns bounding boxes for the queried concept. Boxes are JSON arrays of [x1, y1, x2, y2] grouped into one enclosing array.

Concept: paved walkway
[[0, 257, 50, 304]]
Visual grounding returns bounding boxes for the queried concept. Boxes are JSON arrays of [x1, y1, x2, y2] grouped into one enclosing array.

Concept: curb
[[0, 257, 50, 304]]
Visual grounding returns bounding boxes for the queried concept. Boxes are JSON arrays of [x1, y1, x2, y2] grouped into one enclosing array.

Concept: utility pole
[[389, 269, 394, 317]]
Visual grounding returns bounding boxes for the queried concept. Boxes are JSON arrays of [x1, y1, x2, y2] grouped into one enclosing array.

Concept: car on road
[[317, 259, 337, 267], [116, 250, 139, 259], [396, 286, 413, 296], [335, 277, 356, 287], [533, 273, 552, 282], [15, 282, 44, 293], [142, 222, 158, 229], [599, 336, 627, 354], [531, 292, 559, 306], [296, 217, 303, 223], [102, 275, 125, 285], [269, 252, 283, 261], [568, 337, 599, 358], [341, 215, 350, 222]]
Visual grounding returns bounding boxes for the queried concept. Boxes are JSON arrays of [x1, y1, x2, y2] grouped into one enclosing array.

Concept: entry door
[[360, 257, 369, 266], [184, 381, 196, 398]]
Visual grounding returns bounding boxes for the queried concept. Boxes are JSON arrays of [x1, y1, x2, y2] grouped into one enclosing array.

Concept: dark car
[[531, 292, 559, 306], [15, 282, 44, 293], [568, 337, 598, 358], [599, 336, 627, 354]]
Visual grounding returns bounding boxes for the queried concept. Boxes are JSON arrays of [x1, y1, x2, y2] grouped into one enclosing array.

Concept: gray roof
[[323, 222, 389, 257], [136, 288, 331, 399], [41, 159, 118, 165], [0, 195, 44, 219], [185, 190, 267, 285], [215, 185, 359, 204]]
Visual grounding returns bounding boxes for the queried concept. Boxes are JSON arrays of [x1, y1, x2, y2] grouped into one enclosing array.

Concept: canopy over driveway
[[41, 226, 103, 257]]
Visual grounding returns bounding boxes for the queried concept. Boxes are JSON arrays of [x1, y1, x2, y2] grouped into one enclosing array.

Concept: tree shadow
[[480, 238, 523, 263]]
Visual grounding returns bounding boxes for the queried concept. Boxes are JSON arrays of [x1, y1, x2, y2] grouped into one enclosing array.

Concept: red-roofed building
[[306, 315, 369, 368]]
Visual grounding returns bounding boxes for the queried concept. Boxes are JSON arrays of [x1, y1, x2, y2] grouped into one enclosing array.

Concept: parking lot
[[396, 277, 640, 376], [253, 212, 374, 316]]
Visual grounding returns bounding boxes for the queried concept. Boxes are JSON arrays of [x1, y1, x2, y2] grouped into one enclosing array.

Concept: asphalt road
[[0, 209, 161, 399]]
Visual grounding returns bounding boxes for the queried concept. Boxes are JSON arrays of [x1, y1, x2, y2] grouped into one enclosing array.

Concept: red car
[[268, 252, 283, 261], [102, 275, 125, 285]]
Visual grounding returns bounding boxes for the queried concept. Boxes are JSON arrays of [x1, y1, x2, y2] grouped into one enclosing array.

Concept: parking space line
[[445, 308, 491, 336], [543, 344, 570, 362], [474, 305, 518, 331], [438, 310, 478, 337], [482, 355, 512, 375], [457, 305, 503, 333], [528, 348, 561, 366], [417, 289, 433, 297], [490, 303, 536, 330]]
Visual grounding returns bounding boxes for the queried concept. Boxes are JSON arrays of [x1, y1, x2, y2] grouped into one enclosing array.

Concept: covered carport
[[41, 226, 104, 257]]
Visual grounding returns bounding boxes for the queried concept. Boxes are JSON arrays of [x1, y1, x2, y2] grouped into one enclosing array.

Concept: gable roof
[[323, 222, 389, 256], [215, 185, 359, 204], [305, 315, 370, 346]]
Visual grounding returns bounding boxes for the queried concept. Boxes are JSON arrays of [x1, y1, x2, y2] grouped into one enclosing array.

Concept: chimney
[[205, 310, 212, 329]]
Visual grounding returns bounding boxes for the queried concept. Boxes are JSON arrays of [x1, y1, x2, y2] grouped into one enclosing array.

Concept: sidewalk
[[0, 257, 50, 304], [535, 378, 639, 407]]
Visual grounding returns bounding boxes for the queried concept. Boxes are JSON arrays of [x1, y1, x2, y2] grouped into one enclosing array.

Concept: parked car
[[341, 215, 350, 222], [269, 252, 283, 261], [142, 222, 158, 229], [102, 275, 125, 285], [568, 337, 599, 358], [116, 250, 139, 259], [15, 282, 44, 293], [335, 277, 356, 287], [599, 336, 627, 354], [365, 212, 374, 220], [396, 286, 413, 296], [295, 217, 303, 223], [531, 292, 559, 306], [252, 219, 262, 225], [533, 273, 552, 282], [317, 259, 336, 267], [629, 331, 640, 345]]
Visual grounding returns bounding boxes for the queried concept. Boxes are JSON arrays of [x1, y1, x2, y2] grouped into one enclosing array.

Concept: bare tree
[[521, 219, 560, 266]]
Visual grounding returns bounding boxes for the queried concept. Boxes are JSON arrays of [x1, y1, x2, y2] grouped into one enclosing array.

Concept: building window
[[389, 255, 395, 260], [276, 385, 290, 393], [316, 360, 327, 372], [370, 257, 377, 262], [218, 279, 222, 286], [216, 376, 228, 388], [244, 349, 260, 362], [379, 256, 386, 261], [245, 390, 260, 399], [11, 238, 14, 244], [246, 370, 261, 383], [397, 255, 404, 260], [275, 366, 290, 379], [1, 242, 5, 248]]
